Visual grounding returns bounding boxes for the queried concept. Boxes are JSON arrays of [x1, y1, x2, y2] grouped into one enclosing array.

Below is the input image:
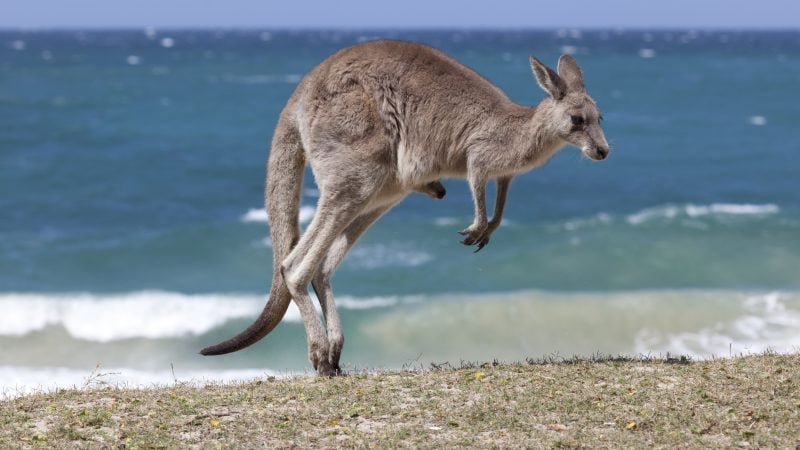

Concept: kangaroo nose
[[596, 146, 609, 160]]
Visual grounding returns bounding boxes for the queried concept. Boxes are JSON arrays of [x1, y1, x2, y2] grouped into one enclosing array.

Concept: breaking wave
[[0, 291, 403, 342], [625, 203, 779, 225], [0, 365, 282, 399], [551, 203, 782, 232], [633, 291, 800, 357]]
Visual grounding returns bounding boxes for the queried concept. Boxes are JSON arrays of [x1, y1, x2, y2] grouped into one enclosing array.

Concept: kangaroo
[[201, 40, 609, 376]]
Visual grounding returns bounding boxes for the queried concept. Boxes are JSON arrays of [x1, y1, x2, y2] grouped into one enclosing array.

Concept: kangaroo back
[[200, 113, 304, 355]]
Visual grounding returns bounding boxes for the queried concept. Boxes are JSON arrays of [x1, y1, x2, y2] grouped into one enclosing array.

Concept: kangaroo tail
[[200, 116, 304, 356]]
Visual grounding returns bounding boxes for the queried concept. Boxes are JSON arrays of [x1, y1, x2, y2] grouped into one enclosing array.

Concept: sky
[[3, 0, 800, 29]]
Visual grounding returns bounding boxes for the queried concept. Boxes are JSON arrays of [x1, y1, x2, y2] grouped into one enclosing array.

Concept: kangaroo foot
[[309, 340, 334, 376], [458, 224, 487, 246], [458, 222, 497, 252], [329, 345, 344, 375], [473, 235, 490, 252], [316, 360, 339, 377]]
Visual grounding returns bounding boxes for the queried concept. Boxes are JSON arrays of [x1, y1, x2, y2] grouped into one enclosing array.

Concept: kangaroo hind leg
[[281, 167, 388, 376], [311, 203, 396, 373]]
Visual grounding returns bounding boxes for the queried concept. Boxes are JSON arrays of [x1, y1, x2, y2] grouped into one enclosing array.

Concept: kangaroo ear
[[530, 56, 567, 100], [557, 54, 585, 92]]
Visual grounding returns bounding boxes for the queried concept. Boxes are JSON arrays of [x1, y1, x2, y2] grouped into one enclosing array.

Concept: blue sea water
[[1, 29, 799, 394]]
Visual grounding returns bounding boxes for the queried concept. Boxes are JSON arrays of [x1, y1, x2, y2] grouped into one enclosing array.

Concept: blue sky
[[3, 0, 800, 29]]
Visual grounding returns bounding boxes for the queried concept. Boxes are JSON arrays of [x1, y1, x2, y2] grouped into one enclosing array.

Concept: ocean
[[1, 29, 799, 395]]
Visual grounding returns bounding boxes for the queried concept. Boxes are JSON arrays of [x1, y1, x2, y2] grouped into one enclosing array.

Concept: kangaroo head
[[529, 55, 609, 161]]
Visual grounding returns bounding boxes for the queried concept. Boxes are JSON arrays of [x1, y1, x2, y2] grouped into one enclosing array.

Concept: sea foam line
[[553, 202, 781, 231], [632, 291, 800, 358], [626, 203, 779, 225], [0, 365, 283, 400], [0, 291, 400, 342]]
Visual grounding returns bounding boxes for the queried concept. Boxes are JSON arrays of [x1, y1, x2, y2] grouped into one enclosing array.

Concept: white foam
[[299, 206, 316, 224], [748, 115, 767, 126], [126, 55, 142, 66], [10, 40, 26, 51], [0, 292, 265, 341], [0, 291, 404, 342], [241, 208, 268, 223], [335, 296, 400, 309], [562, 212, 613, 231], [633, 292, 800, 358], [241, 205, 315, 225], [626, 205, 679, 225], [434, 217, 459, 227], [685, 203, 779, 217], [638, 48, 656, 58], [160, 37, 175, 48], [144, 26, 157, 39], [626, 203, 779, 225], [560, 45, 578, 55], [0, 365, 282, 399]]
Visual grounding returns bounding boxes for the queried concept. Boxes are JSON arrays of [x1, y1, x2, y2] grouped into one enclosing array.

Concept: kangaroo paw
[[317, 360, 338, 378], [474, 235, 491, 252], [458, 225, 487, 247]]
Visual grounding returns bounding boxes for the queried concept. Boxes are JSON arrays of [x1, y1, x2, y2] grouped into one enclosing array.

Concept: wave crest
[[0, 291, 400, 342], [626, 203, 779, 225], [633, 292, 800, 357]]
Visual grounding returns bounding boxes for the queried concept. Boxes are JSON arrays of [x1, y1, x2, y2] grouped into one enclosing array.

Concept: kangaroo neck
[[503, 99, 565, 172]]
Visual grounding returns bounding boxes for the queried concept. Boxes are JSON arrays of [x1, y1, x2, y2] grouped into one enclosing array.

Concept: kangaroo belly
[[396, 141, 433, 187]]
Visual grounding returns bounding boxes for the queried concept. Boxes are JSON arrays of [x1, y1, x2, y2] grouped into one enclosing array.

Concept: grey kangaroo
[[201, 40, 609, 376]]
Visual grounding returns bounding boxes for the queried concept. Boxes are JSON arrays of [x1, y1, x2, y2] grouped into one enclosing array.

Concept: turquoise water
[[1, 29, 799, 393]]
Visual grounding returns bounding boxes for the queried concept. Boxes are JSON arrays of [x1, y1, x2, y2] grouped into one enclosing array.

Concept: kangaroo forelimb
[[459, 176, 512, 252]]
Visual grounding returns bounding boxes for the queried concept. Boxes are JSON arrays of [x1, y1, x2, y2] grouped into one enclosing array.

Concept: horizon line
[[2, 25, 800, 32]]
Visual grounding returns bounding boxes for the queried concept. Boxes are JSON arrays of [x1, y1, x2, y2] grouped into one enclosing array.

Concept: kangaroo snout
[[583, 145, 609, 161]]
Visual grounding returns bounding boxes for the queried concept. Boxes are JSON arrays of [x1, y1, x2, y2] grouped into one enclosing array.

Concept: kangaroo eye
[[571, 115, 585, 126]]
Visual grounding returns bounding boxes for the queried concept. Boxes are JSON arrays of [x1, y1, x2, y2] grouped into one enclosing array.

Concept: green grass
[[2, 353, 799, 448]]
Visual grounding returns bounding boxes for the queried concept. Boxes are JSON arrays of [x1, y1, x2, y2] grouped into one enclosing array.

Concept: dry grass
[[2, 353, 799, 449]]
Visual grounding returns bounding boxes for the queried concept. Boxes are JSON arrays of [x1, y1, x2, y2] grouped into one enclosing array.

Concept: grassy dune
[[2, 353, 799, 448]]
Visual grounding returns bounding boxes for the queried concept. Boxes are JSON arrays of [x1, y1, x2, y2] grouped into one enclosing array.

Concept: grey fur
[[200, 40, 609, 376]]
